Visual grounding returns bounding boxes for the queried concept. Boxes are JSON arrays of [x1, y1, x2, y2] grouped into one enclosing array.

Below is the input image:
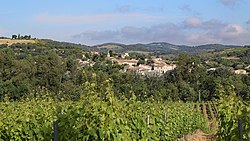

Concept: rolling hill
[[0, 37, 247, 56], [92, 42, 243, 55]]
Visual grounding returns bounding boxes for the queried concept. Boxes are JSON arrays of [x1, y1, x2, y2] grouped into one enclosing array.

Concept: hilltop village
[[78, 51, 177, 76], [78, 50, 249, 76]]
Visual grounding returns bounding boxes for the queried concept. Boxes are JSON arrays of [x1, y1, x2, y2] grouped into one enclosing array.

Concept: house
[[234, 69, 248, 75], [91, 52, 99, 55], [207, 68, 216, 71], [121, 53, 129, 58], [82, 54, 86, 59], [152, 58, 165, 64], [245, 65, 250, 69], [116, 59, 138, 66], [126, 62, 176, 76], [126, 65, 152, 75], [109, 56, 177, 76], [153, 64, 166, 73], [78, 59, 96, 67], [138, 64, 152, 70], [79, 61, 90, 66], [153, 63, 176, 73]]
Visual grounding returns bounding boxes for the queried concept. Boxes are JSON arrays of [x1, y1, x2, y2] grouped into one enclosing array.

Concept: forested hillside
[[0, 40, 249, 101]]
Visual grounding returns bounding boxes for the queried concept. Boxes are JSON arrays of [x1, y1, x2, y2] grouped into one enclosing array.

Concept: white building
[[121, 53, 129, 58], [235, 69, 248, 75]]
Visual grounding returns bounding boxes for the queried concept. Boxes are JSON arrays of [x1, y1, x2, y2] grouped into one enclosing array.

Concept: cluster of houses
[[108, 55, 176, 76], [78, 51, 249, 76], [207, 66, 249, 75], [78, 52, 177, 76]]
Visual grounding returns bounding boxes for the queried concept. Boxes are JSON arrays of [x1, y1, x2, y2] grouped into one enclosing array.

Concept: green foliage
[[137, 59, 145, 65], [0, 99, 57, 140], [216, 85, 250, 141], [0, 47, 85, 101], [0, 81, 208, 140], [0, 43, 249, 102]]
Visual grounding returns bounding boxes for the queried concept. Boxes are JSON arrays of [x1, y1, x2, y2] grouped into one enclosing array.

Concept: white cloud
[[72, 18, 250, 46], [34, 13, 166, 25], [72, 23, 186, 45], [221, 24, 245, 36], [217, 24, 250, 44], [186, 23, 249, 45], [186, 34, 222, 45], [183, 17, 202, 27], [200, 19, 225, 29]]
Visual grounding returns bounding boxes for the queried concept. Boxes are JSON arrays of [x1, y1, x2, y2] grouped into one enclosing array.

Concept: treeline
[[204, 47, 250, 70], [0, 42, 86, 101], [88, 53, 250, 101], [0, 43, 249, 102], [11, 34, 32, 40]]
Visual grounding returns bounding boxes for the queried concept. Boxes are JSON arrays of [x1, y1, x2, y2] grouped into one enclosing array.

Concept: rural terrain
[[0, 38, 249, 140], [0, 39, 36, 46]]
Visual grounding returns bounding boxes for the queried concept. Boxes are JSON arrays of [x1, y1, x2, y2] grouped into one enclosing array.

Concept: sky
[[1, 0, 250, 45]]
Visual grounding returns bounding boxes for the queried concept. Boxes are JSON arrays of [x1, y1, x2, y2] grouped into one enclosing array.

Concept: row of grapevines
[[0, 99, 57, 140], [216, 85, 250, 141], [0, 82, 208, 140]]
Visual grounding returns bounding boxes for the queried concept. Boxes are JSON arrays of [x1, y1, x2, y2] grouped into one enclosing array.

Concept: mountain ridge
[[1, 38, 247, 55], [92, 42, 244, 55]]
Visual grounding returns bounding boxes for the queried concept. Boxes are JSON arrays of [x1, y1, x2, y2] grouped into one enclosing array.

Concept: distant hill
[[37, 39, 92, 50], [1, 37, 246, 56], [92, 42, 244, 55], [30, 40, 248, 56]]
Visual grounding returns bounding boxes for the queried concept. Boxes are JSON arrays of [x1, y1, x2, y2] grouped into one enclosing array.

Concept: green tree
[[35, 51, 65, 94], [137, 59, 145, 65], [177, 81, 196, 101]]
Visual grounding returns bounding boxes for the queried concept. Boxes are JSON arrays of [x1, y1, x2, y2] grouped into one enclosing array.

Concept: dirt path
[[179, 130, 217, 141]]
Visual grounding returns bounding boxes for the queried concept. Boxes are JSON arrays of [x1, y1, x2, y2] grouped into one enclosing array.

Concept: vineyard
[[194, 99, 250, 141], [0, 83, 249, 140], [0, 101, 209, 140], [0, 100, 210, 141], [194, 102, 218, 134], [0, 84, 209, 141], [0, 99, 249, 141]]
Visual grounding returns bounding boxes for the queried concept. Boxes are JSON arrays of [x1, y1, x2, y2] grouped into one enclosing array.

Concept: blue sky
[[1, 0, 250, 45]]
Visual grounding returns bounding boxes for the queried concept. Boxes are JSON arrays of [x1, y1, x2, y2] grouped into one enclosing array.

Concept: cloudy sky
[[1, 0, 250, 45]]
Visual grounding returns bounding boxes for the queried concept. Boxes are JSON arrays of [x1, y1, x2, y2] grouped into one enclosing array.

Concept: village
[[77, 51, 249, 76], [77, 51, 177, 76]]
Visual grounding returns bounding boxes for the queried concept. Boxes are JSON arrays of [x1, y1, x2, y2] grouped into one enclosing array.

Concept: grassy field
[[221, 47, 250, 54], [0, 39, 36, 45]]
